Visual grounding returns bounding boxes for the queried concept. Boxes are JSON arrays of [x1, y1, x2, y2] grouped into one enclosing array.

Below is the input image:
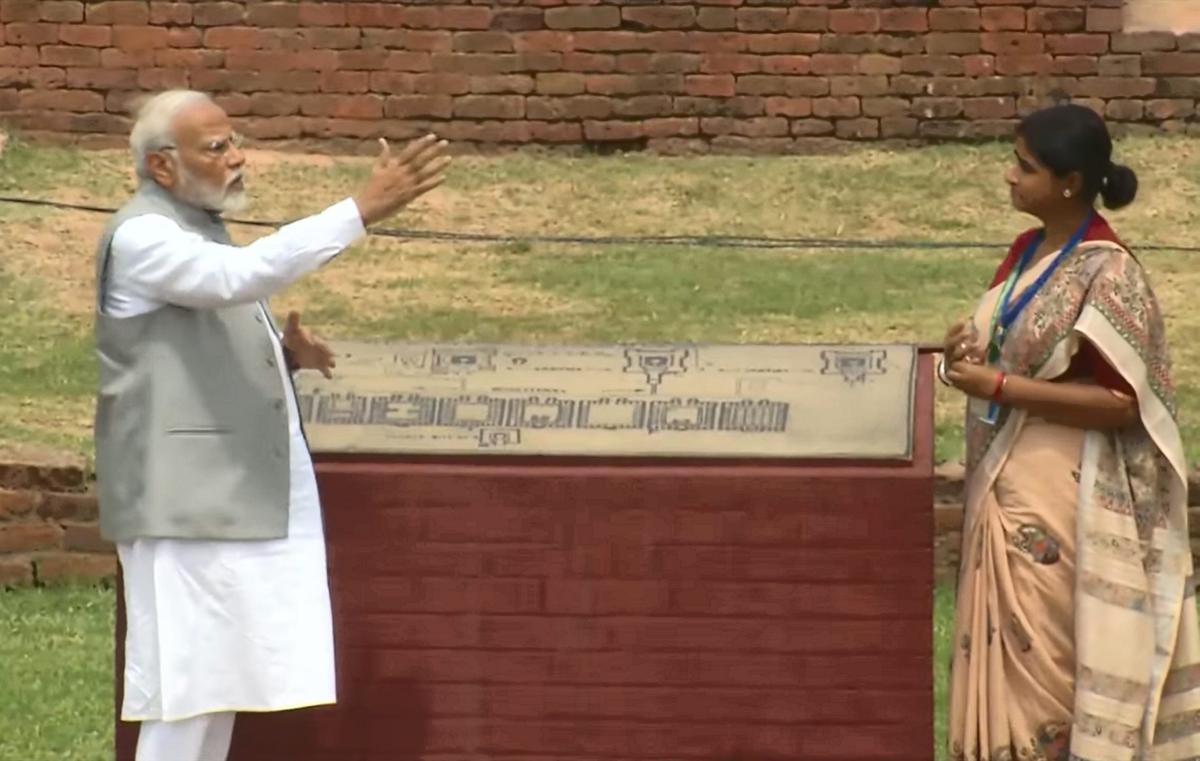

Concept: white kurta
[[107, 197, 365, 722]]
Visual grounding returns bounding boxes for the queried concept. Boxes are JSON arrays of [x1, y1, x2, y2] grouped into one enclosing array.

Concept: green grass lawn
[[3, 135, 1200, 466], [0, 584, 958, 761], [2, 135, 1200, 759]]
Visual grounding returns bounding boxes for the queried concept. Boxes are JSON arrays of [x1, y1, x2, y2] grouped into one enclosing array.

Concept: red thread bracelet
[[991, 371, 1007, 402]]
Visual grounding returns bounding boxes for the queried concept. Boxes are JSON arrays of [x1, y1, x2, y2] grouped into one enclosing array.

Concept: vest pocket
[[166, 426, 232, 435]]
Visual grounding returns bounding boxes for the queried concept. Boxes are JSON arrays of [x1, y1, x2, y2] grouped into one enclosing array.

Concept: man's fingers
[[285, 311, 301, 334], [375, 138, 391, 169], [394, 133, 438, 165], [404, 139, 450, 172], [415, 155, 452, 181]]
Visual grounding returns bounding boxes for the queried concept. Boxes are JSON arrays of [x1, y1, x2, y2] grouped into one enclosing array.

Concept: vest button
[[254, 312, 264, 324], [266, 357, 276, 368], [274, 400, 284, 411]]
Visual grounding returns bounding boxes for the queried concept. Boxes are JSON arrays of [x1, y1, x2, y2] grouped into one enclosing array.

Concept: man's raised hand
[[354, 134, 451, 227]]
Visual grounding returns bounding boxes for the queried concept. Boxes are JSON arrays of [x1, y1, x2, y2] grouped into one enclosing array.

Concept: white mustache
[[225, 172, 244, 190]]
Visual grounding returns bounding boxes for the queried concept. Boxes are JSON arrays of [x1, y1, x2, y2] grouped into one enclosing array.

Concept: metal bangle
[[936, 357, 953, 387]]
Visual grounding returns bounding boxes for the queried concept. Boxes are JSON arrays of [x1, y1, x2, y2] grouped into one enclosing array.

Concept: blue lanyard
[[996, 213, 1093, 338]]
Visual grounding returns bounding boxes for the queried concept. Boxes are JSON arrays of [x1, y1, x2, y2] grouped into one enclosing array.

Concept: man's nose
[[227, 144, 245, 171]]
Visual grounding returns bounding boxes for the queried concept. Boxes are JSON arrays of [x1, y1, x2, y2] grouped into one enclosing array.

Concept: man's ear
[[145, 151, 177, 189]]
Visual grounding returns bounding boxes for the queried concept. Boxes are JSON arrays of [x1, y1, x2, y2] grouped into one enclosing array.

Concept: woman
[[942, 104, 1200, 761]]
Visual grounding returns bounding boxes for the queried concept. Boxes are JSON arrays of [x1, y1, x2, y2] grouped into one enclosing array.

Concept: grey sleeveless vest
[[94, 182, 291, 542]]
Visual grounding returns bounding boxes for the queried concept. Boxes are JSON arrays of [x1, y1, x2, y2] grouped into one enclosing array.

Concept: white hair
[[129, 90, 214, 180]]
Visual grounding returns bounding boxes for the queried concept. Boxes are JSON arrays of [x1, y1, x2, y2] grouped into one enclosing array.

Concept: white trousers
[[136, 712, 236, 761]]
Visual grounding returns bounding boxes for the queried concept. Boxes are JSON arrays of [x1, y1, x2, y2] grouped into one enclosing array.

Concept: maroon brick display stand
[[117, 356, 935, 761]]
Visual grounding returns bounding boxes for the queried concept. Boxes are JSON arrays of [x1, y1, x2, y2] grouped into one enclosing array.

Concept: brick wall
[[115, 455, 934, 760], [1, 1, 1197, 153], [0, 463, 114, 587]]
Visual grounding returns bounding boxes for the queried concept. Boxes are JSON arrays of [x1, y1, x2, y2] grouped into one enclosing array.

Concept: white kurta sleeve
[[108, 198, 365, 311]]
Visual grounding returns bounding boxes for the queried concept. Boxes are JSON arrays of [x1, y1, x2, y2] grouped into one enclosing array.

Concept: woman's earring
[[1063, 189, 1072, 198]]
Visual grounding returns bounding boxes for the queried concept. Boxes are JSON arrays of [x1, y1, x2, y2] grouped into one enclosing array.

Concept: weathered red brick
[[59, 25, 113, 47], [736, 8, 788, 33], [1098, 55, 1141, 77], [453, 32, 514, 54], [829, 9, 880, 35], [40, 45, 100, 67], [1028, 8, 1085, 33], [297, 2, 345, 27], [766, 96, 813, 118], [545, 6, 619, 31], [927, 33, 982, 55], [536, 72, 585, 95], [0, 522, 63, 553], [983, 33, 1045, 55], [1106, 99, 1145, 121], [61, 523, 114, 554], [813, 96, 861, 118], [811, 53, 858, 75], [901, 55, 965, 76], [983, 7, 1026, 32], [37, 493, 98, 522], [114, 24, 170, 51], [246, 2, 300, 27], [1147, 99, 1194, 120], [994, 54, 1053, 76], [384, 94, 453, 119], [491, 9, 544, 33], [930, 9, 980, 32], [150, 2, 192, 25], [1138, 52, 1200, 77], [156, 48, 222, 69], [69, 66, 137, 89], [86, 1, 150, 25], [1110, 33, 1177, 54], [411, 72, 470, 95], [0, 490, 40, 521], [697, 8, 735, 31], [140, 67, 189, 90], [527, 95, 611, 120], [192, 1, 243, 26], [746, 34, 820, 55], [881, 116, 918, 138], [623, 7, 696, 30], [963, 96, 1016, 119], [204, 26, 262, 49], [761, 56, 811, 76], [831, 75, 889, 97], [466, 74, 530, 94], [837, 118, 880, 139], [453, 94, 524, 119], [0, 556, 33, 588], [6, 23, 59, 46], [41, 1, 85, 23], [1086, 8, 1123, 33], [34, 552, 117, 584], [786, 8, 829, 33], [1, 0, 40, 22], [1046, 34, 1109, 56], [880, 8, 927, 34], [684, 74, 735, 97], [1053, 56, 1098, 76], [1072, 77, 1156, 98]]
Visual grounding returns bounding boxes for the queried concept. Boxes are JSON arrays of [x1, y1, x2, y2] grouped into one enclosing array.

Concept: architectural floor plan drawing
[[296, 342, 917, 459]]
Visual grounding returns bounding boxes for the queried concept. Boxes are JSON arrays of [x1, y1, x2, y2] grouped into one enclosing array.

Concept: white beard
[[177, 165, 247, 215]]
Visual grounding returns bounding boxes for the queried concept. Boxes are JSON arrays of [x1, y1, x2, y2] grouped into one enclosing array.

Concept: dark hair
[[1016, 104, 1138, 210]]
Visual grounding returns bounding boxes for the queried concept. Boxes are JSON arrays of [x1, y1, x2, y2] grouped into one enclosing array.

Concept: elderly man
[[95, 90, 449, 761]]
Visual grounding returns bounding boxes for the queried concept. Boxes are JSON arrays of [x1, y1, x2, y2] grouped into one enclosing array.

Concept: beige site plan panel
[[295, 342, 917, 460]]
